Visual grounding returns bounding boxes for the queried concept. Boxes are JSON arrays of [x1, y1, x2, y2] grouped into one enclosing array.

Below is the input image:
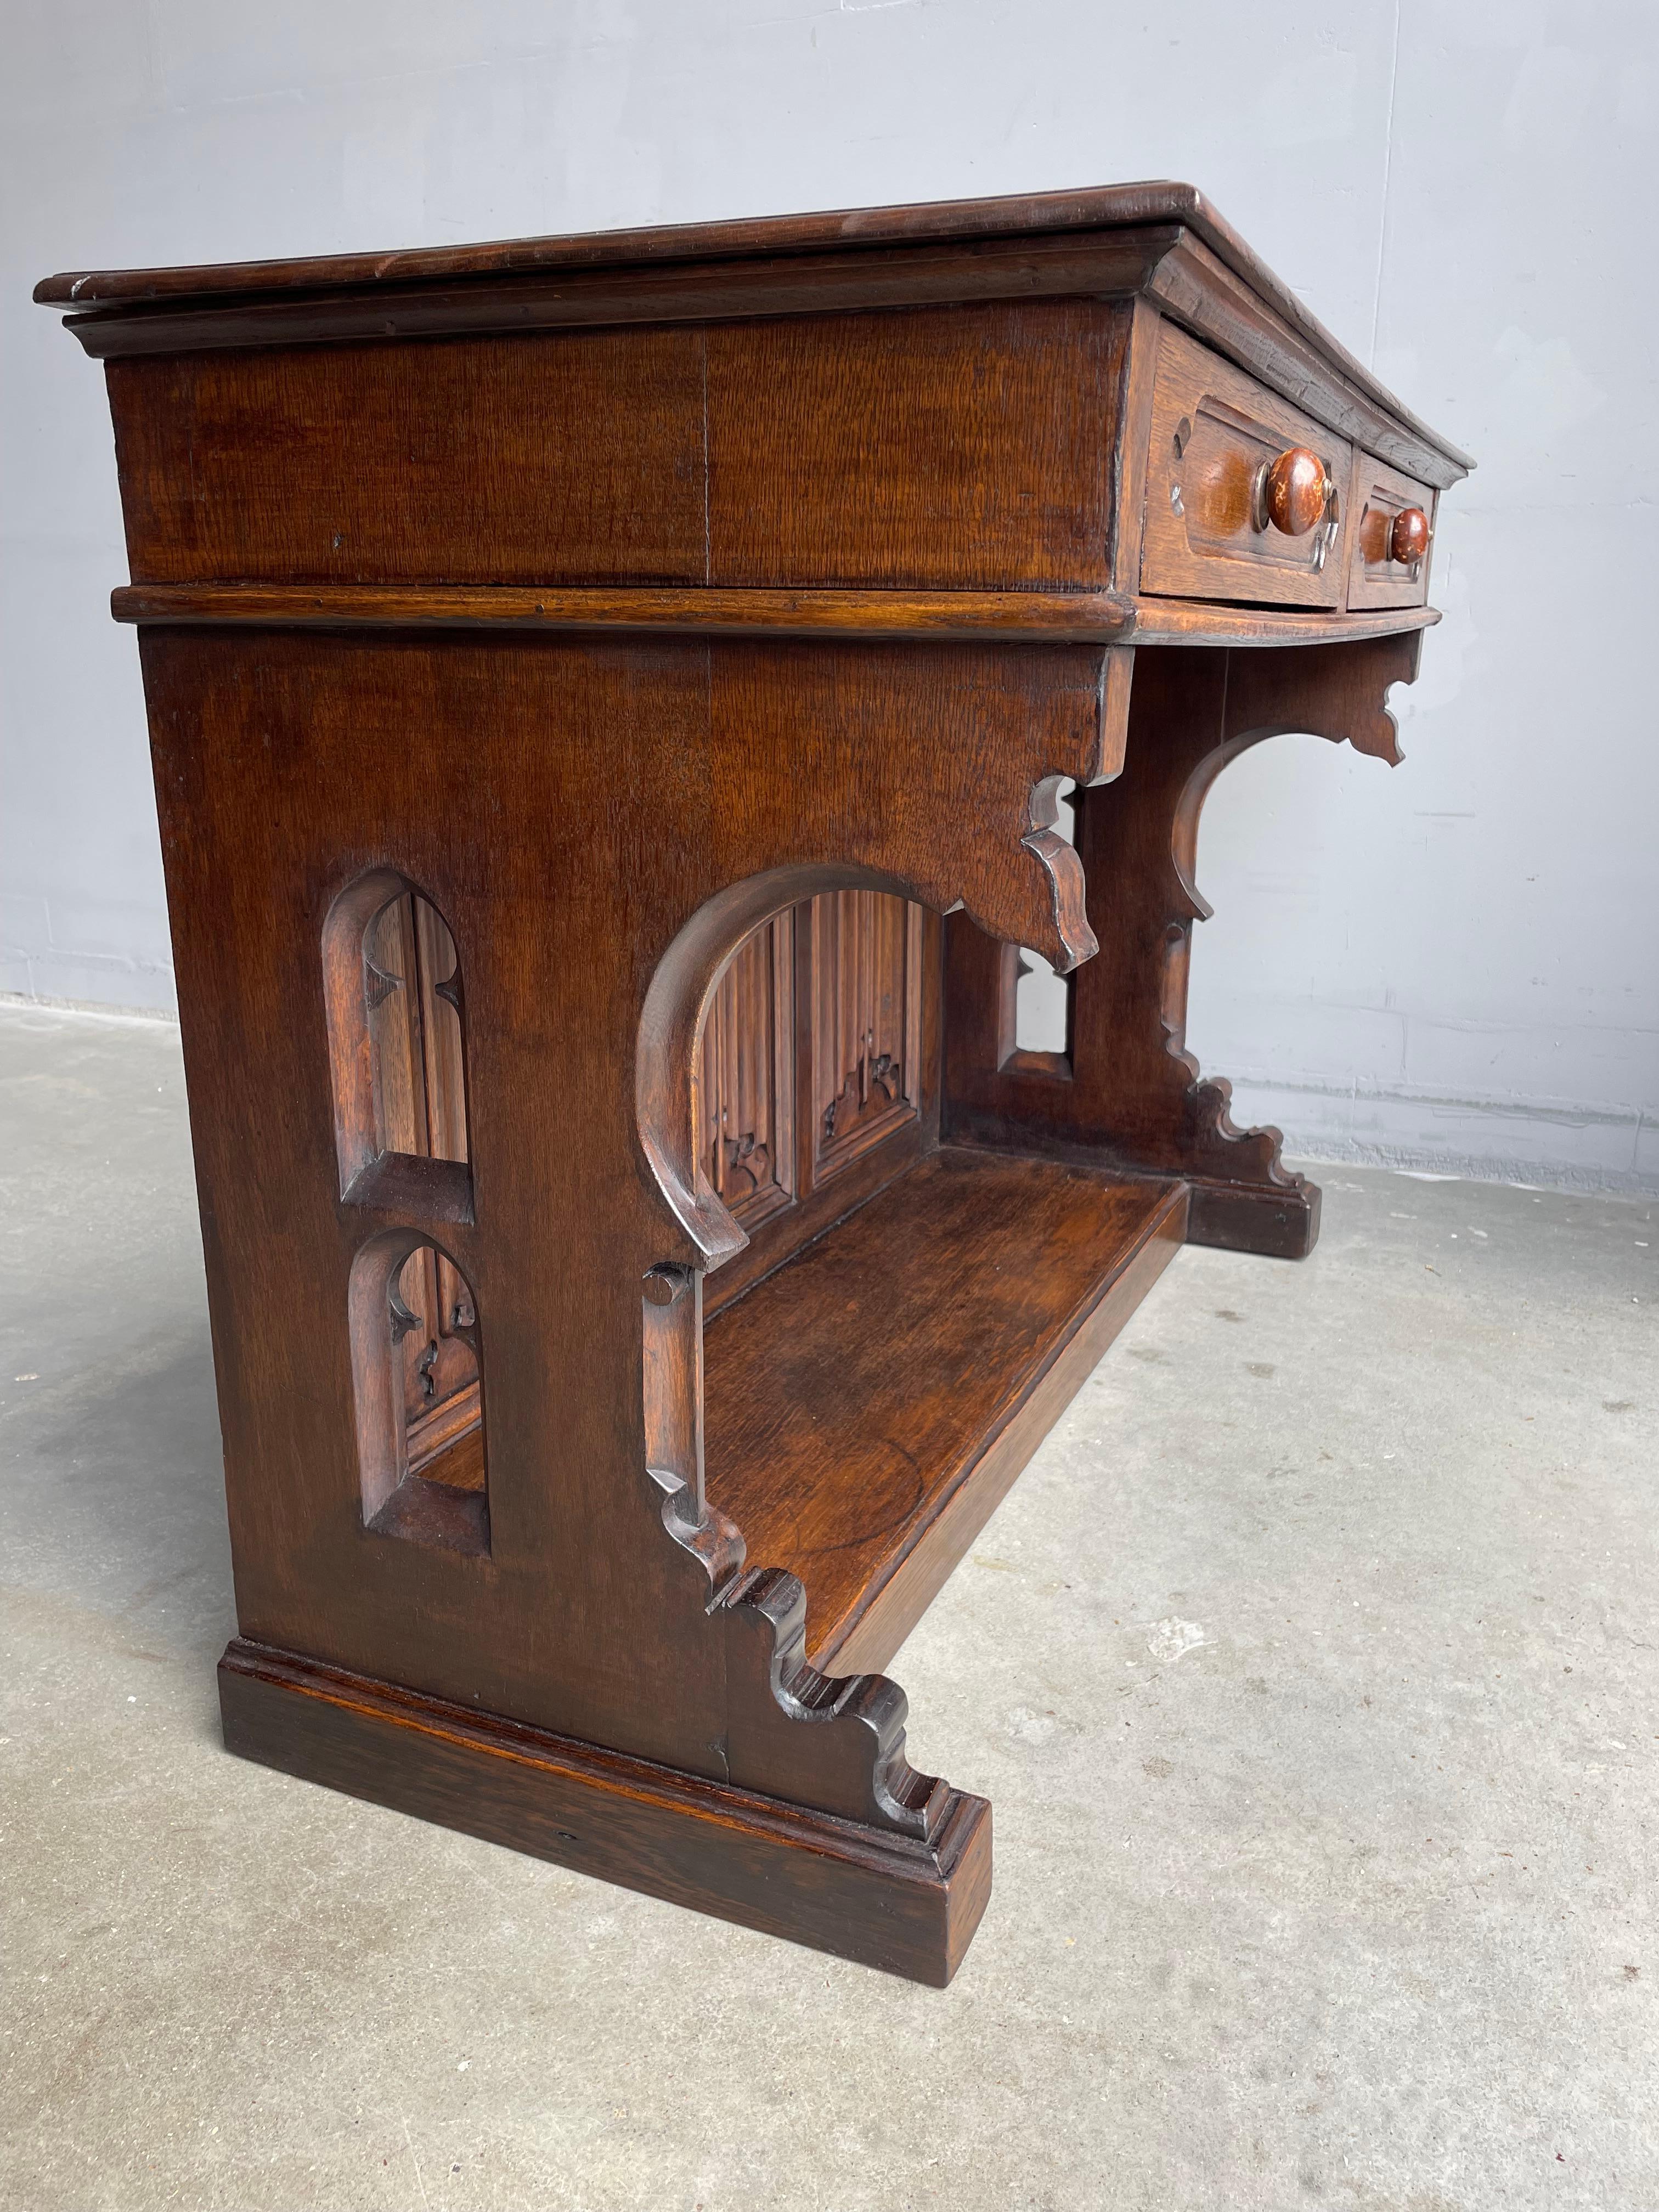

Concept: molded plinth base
[[218, 1639, 992, 1984]]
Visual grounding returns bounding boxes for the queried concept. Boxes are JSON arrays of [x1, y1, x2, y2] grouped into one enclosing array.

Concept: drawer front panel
[[1346, 456, 1436, 610], [1141, 321, 1352, 609]]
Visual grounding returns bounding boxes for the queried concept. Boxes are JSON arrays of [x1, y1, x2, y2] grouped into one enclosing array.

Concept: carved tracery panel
[[697, 912, 794, 1233], [349, 1232, 488, 1555], [365, 894, 469, 1165], [361, 892, 479, 1476], [697, 889, 926, 1254], [812, 889, 923, 1179]]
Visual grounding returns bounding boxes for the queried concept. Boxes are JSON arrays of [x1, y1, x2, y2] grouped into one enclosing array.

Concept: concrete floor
[[1, 1001, 1655, 2212]]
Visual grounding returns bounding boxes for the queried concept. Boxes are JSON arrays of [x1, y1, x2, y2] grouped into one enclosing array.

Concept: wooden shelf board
[[704, 1146, 1188, 1678]]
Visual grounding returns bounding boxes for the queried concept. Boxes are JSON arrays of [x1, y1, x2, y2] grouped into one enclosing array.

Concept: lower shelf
[[704, 1146, 1188, 1675]]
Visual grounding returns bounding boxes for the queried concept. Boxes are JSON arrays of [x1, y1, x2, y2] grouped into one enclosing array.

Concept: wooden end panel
[[827, 1178, 1189, 1677], [1140, 320, 1352, 610], [707, 298, 1129, 590], [106, 329, 710, 587], [108, 298, 1129, 594], [219, 1641, 991, 1986]]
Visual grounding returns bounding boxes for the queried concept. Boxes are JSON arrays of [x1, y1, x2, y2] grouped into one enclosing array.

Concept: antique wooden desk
[[38, 184, 1469, 1984]]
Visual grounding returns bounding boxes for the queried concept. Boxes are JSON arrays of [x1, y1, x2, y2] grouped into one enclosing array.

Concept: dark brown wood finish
[[36, 179, 1472, 483], [219, 1641, 991, 1984], [39, 183, 1468, 1983], [1140, 321, 1351, 609], [706, 1149, 1188, 1675], [696, 893, 943, 1316], [1347, 454, 1437, 611], [108, 581, 1442, 646], [105, 300, 1133, 592], [943, 634, 1423, 1259]]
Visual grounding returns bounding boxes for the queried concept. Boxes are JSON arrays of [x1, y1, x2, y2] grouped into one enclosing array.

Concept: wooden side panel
[[706, 300, 1129, 589], [106, 300, 1130, 593], [108, 329, 709, 586]]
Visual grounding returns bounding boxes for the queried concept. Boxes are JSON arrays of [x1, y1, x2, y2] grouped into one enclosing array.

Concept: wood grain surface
[[109, 581, 1441, 646], [1141, 320, 1351, 610], [221, 1639, 991, 1984], [706, 1149, 1187, 1673], [32, 178, 1475, 478], [41, 180, 1469, 1979], [944, 635, 1425, 1259]]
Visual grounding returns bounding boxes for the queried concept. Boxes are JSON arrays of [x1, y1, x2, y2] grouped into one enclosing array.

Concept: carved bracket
[[718, 1568, 948, 1838], [943, 634, 1423, 1257]]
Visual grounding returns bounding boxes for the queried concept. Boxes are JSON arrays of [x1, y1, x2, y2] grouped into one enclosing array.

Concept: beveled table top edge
[[35, 183, 1473, 473]]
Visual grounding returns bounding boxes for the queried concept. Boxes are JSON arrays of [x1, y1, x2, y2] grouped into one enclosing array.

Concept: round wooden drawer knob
[[1260, 446, 1329, 537], [1390, 506, 1431, 565]]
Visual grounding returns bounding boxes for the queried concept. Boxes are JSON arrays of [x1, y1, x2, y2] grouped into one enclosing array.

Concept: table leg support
[[137, 631, 1118, 1984], [944, 635, 1422, 1258]]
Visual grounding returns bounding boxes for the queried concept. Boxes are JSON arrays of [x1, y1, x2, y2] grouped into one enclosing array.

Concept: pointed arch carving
[[322, 866, 473, 1217], [639, 861, 933, 1268], [348, 1227, 489, 1556]]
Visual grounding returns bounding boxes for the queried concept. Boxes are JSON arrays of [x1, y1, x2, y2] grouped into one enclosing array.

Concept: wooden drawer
[[1346, 455, 1436, 610], [1141, 321, 1352, 609]]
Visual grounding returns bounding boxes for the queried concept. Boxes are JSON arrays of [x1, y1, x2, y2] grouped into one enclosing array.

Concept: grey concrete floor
[[2, 1000, 1655, 2212]]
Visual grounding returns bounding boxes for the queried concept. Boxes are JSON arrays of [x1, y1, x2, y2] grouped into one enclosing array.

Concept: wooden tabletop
[[35, 180, 1471, 472]]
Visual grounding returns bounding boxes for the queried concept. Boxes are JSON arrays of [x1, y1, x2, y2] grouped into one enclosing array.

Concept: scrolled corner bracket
[[1022, 772, 1098, 974], [1221, 630, 1424, 769], [1189, 1073, 1305, 1195], [719, 1565, 949, 1841], [650, 1460, 747, 1601], [1353, 678, 1407, 768]]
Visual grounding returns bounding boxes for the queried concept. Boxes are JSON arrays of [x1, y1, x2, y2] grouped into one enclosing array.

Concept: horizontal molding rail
[[110, 582, 1440, 649]]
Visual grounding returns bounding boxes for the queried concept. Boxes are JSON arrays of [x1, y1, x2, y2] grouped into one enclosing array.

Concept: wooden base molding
[[219, 1640, 991, 1985]]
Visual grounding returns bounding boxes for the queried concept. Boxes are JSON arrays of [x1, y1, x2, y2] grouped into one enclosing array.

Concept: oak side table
[[37, 183, 1470, 1984]]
